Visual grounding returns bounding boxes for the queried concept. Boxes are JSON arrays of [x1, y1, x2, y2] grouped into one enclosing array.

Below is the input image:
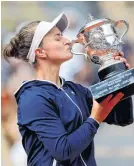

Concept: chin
[[61, 51, 72, 58], [65, 53, 73, 60]]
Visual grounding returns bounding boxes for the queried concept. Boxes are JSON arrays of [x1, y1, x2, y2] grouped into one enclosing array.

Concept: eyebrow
[[55, 33, 63, 36]]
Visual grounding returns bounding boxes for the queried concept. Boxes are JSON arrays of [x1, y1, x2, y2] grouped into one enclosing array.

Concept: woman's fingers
[[101, 94, 113, 105], [114, 56, 127, 62], [114, 56, 130, 69], [91, 92, 124, 123], [113, 51, 124, 58], [109, 92, 124, 107], [119, 51, 124, 57]]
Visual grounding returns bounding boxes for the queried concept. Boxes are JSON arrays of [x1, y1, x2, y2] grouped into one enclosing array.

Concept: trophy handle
[[114, 20, 129, 43], [70, 39, 102, 64], [70, 39, 89, 60]]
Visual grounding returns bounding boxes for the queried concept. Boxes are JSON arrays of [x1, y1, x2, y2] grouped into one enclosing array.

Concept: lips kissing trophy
[[71, 14, 134, 126]]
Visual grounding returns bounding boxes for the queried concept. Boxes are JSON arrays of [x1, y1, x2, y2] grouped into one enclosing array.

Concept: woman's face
[[39, 26, 72, 64]]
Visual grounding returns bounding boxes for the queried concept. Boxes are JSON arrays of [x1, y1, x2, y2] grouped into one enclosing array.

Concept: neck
[[35, 62, 61, 87]]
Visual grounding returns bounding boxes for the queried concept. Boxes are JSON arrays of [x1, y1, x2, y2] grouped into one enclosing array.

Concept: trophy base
[[90, 68, 134, 102], [90, 68, 134, 126], [98, 62, 127, 81]]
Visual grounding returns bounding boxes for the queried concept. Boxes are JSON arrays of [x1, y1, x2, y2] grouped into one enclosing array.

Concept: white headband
[[26, 13, 68, 64]]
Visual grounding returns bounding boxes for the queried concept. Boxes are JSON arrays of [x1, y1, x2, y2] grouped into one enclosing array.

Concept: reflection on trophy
[[71, 14, 134, 101]]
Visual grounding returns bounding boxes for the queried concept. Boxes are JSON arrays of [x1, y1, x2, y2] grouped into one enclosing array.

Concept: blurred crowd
[[1, 1, 134, 166]]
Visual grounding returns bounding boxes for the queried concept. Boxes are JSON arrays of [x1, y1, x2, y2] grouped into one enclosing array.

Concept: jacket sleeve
[[19, 92, 99, 162]]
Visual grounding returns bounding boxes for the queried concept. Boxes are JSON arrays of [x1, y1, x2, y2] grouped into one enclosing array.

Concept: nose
[[63, 37, 71, 46]]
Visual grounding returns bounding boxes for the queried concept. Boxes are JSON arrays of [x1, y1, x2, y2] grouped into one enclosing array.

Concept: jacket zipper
[[80, 154, 87, 166], [61, 88, 88, 166], [60, 88, 83, 123], [52, 159, 56, 166]]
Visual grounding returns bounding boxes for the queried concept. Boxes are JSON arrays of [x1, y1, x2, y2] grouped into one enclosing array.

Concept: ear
[[35, 48, 47, 59]]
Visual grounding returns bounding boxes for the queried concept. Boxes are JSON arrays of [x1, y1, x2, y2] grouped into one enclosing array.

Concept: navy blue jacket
[[15, 78, 100, 166]]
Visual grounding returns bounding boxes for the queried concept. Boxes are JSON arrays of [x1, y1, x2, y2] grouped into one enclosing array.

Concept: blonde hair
[[3, 21, 41, 63]]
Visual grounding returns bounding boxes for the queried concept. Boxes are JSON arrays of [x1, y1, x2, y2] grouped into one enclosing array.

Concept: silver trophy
[[70, 14, 134, 98], [70, 14, 134, 126]]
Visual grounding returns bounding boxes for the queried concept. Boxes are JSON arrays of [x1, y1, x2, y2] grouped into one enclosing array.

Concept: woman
[[3, 13, 128, 166]]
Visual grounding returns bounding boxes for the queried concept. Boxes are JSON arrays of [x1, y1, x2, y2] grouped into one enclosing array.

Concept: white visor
[[26, 12, 69, 64]]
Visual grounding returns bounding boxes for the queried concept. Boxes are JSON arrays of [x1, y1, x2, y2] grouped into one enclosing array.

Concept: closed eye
[[55, 33, 63, 41], [55, 33, 63, 36]]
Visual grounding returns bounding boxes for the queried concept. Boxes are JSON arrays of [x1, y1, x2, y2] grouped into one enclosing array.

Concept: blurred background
[[1, 1, 134, 166]]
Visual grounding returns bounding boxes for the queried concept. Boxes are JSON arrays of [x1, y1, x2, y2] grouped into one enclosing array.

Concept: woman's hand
[[90, 92, 124, 123], [113, 52, 130, 69]]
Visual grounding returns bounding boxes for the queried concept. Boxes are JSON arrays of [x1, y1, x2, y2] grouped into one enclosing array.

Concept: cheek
[[44, 41, 72, 61], [47, 42, 64, 58], [52, 43, 63, 53]]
